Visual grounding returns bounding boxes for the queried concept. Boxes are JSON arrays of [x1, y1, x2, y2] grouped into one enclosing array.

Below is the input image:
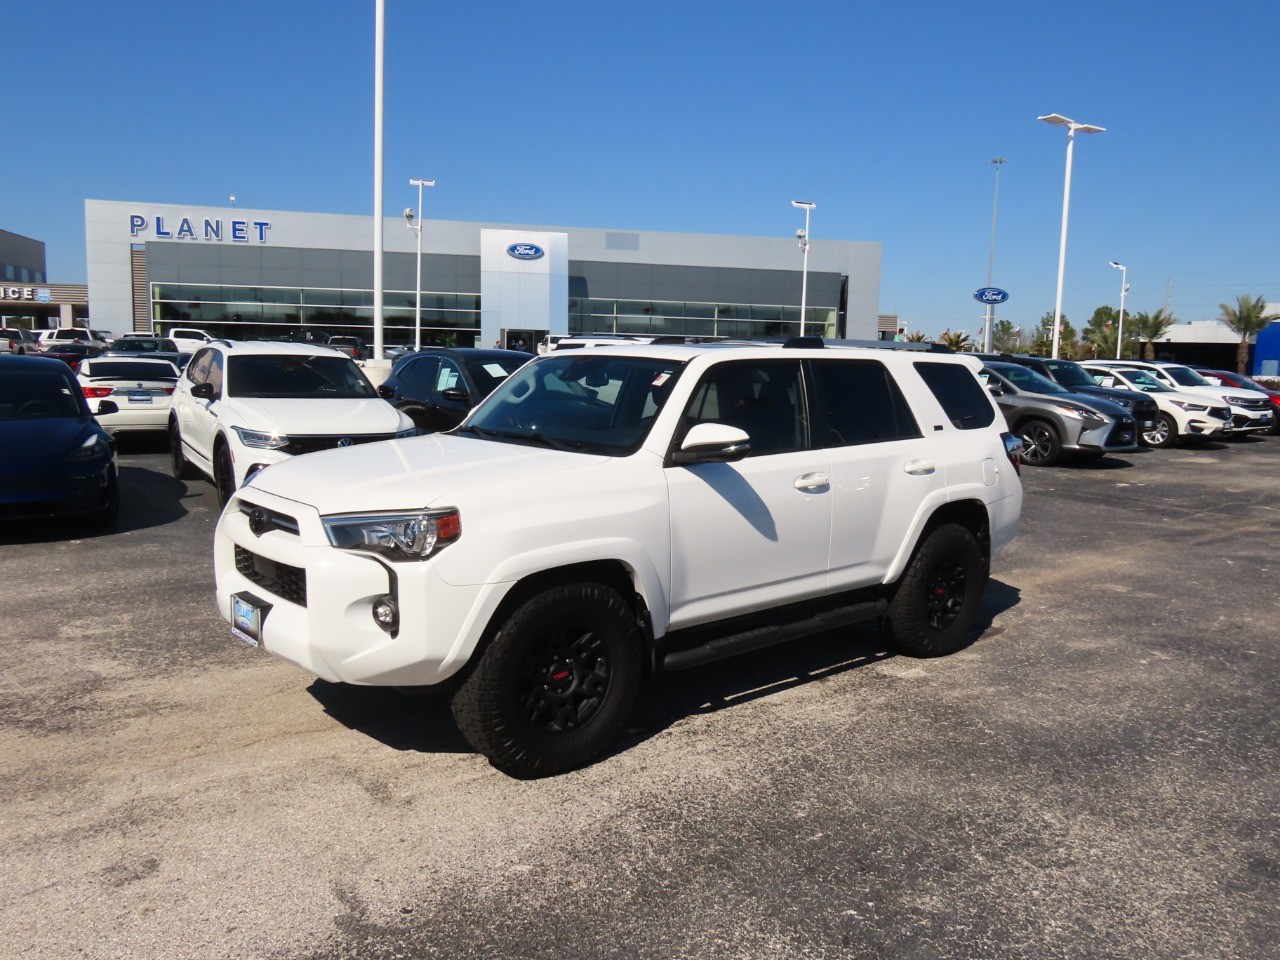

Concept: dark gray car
[[981, 361, 1139, 467]]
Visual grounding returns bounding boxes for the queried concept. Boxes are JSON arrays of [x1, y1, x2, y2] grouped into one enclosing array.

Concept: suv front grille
[[281, 433, 397, 455], [234, 545, 307, 606], [1230, 397, 1270, 411], [237, 501, 300, 536], [1106, 417, 1136, 446]]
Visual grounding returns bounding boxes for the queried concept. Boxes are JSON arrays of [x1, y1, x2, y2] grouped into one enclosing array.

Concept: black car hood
[[0, 417, 105, 471]]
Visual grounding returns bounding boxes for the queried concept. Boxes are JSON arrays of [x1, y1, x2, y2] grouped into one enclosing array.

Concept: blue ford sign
[[506, 243, 545, 261], [973, 287, 1009, 304]]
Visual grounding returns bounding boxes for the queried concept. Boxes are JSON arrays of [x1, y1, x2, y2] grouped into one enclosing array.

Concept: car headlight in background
[[1170, 400, 1209, 412], [1224, 396, 1251, 406], [1052, 404, 1106, 421], [323, 509, 461, 561], [231, 426, 289, 449]]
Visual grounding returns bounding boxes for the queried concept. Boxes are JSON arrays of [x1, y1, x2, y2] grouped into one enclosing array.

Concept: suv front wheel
[[451, 582, 643, 778], [886, 523, 986, 657], [1018, 419, 1062, 467]]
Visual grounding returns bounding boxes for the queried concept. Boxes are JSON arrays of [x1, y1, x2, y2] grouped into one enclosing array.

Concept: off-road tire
[[451, 582, 643, 778], [886, 523, 986, 658]]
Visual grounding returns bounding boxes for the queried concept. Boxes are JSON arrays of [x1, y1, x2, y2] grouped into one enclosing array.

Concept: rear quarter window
[[913, 361, 997, 430]]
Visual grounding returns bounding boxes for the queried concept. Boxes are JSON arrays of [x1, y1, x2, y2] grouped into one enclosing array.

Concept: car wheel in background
[[886, 523, 986, 658], [1142, 413, 1178, 448], [1018, 419, 1062, 467], [213, 441, 236, 507], [91, 473, 120, 529], [451, 582, 643, 778], [169, 420, 200, 480]]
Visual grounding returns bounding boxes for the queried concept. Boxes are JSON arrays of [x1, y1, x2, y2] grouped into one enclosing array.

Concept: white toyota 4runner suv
[[214, 341, 1023, 777]]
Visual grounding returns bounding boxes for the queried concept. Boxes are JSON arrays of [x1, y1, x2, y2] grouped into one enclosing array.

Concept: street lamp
[[1109, 260, 1129, 359], [406, 178, 436, 351], [983, 157, 1007, 353], [1038, 113, 1106, 358], [791, 200, 815, 337]]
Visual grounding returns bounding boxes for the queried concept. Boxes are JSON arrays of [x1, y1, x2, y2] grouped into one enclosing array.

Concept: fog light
[[371, 596, 399, 633]]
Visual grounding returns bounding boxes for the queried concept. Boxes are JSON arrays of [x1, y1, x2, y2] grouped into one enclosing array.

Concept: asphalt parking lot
[[2, 434, 1278, 960]]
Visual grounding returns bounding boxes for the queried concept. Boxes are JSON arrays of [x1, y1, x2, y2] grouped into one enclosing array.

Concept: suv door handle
[[904, 459, 935, 476], [793, 472, 830, 491]]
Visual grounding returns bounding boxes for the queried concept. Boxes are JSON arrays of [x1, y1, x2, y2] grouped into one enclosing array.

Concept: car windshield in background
[[466, 354, 528, 396], [226, 355, 375, 399], [0, 370, 85, 419], [461, 354, 685, 455], [88, 361, 178, 380], [1117, 369, 1172, 392], [1042, 360, 1094, 387], [991, 363, 1068, 395], [114, 339, 178, 352], [1228, 374, 1270, 392], [1164, 366, 1213, 388]]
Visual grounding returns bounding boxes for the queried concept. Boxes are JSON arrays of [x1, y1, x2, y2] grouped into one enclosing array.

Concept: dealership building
[[85, 199, 884, 349]]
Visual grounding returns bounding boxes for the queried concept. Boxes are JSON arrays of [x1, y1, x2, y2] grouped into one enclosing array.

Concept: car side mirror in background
[[377, 384, 395, 400], [191, 382, 215, 400], [440, 387, 470, 404], [96, 400, 120, 416], [987, 383, 1004, 398]]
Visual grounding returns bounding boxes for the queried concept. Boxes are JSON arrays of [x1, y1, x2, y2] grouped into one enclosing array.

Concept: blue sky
[[5, 0, 1277, 337]]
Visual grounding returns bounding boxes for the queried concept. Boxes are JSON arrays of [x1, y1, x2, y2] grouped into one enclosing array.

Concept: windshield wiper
[[459, 425, 582, 451]]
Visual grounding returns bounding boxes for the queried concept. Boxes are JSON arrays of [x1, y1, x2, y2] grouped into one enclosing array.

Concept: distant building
[[0, 228, 88, 328], [1146, 315, 1279, 376]]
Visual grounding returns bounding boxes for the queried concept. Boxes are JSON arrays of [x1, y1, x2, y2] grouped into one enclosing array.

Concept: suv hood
[[224, 397, 408, 437], [247, 433, 605, 514]]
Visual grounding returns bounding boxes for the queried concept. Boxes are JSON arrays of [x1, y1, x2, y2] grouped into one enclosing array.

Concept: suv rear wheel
[[451, 582, 643, 778], [886, 523, 986, 657]]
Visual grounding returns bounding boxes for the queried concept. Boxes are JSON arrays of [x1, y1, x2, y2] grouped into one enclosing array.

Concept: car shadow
[[309, 578, 1022, 768], [1069, 454, 1138, 470]]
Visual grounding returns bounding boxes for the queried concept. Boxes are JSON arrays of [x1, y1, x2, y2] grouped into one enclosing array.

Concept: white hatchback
[[76, 356, 180, 434], [169, 340, 416, 505]]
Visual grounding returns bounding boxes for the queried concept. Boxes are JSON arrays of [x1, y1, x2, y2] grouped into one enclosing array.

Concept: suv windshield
[[226, 355, 376, 399], [0, 369, 86, 419], [1042, 359, 1094, 387], [461, 354, 685, 454], [1163, 365, 1213, 388], [990, 363, 1068, 395]]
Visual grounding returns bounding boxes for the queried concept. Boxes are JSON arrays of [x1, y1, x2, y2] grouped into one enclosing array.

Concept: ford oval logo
[[973, 287, 1009, 304], [506, 243, 545, 261]]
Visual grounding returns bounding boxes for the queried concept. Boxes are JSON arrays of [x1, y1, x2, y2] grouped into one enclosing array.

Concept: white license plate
[[231, 592, 270, 647], [127, 392, 153, 403]]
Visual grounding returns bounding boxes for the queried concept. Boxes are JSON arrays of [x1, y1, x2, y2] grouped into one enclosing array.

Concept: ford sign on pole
[[973, 287, 1009, 304]]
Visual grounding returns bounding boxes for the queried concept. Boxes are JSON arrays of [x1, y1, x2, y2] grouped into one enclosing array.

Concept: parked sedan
[[980, 361, 1138, 467], [77, 356, 181, 435], [376, 347, 531, 433], [0, 355, 119, 526]]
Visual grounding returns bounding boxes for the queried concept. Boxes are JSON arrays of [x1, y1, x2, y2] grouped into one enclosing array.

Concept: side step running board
[[660, 598, 888, 672]]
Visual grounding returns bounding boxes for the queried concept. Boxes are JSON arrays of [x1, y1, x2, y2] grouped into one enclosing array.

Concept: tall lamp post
[[406, 178, 436, 351], [791, 200, 815, 337], [1108, 260, 1128, 359], [1038, 113, 1106, 358], [983, 157, 1007, 353]]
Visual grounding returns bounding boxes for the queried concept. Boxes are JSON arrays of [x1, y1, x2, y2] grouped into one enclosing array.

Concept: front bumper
[[1065, 416, 1138, 453], [214, 488, 491, 687]]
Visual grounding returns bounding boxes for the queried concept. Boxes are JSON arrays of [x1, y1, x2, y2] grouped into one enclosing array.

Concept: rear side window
[[810, 359, 921, 446], [914, 361, 996, 430]]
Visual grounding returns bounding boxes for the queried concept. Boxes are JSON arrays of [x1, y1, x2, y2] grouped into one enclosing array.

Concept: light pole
[[406, 178, 436, 351], [791, 200, 815, 337], [371, 0, 386, 361], [984, 157, 1007, 353], [1109, 260, 1129, 359], [1038, 113, 1106, 358]]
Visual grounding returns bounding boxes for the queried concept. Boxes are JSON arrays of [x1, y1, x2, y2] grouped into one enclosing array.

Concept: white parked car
[[214, 341, 1023, 776], [1080, 363, 1232, 447], [166, 327, 216, 354], [170, 340, 416, 505], [76, 356, 180, 434], [1090, 360, 1273, 435]]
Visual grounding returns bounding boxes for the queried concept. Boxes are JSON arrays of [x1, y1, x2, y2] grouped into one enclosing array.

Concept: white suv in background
[[1080, 363, 1232, 446], [214, 341, 1022, 777], [1090, 360, 1272, 435], [166, 327, 216, 354], [170, 340, 416, 505]]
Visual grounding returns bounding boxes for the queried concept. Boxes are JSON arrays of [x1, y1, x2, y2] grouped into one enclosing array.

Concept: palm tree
[[1219, 294, 1273, 373], [903, 330, 928, 343], [938, 329, 972, 352], [1127, 308, 1175, 360]]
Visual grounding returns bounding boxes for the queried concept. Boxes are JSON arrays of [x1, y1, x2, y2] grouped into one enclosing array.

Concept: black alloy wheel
[[213, 441, 236, 507]]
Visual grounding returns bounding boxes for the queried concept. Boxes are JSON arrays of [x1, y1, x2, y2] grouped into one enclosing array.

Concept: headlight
[[1170, 400, 1208, 412], [323, 509, 461, 561], [1053, 404, 1105, 421], [66, 434, 110, 461], [1224, 395, 1251, 405], [231, 425, 289, 449]]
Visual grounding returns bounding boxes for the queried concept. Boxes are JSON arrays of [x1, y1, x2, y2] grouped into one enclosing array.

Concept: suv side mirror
[[987, 383, 1004, 398], [671, 422, 751, 465], [440, 387, 470, 404], [377, 384, 395, 400], [191, 382, 216, 400]]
